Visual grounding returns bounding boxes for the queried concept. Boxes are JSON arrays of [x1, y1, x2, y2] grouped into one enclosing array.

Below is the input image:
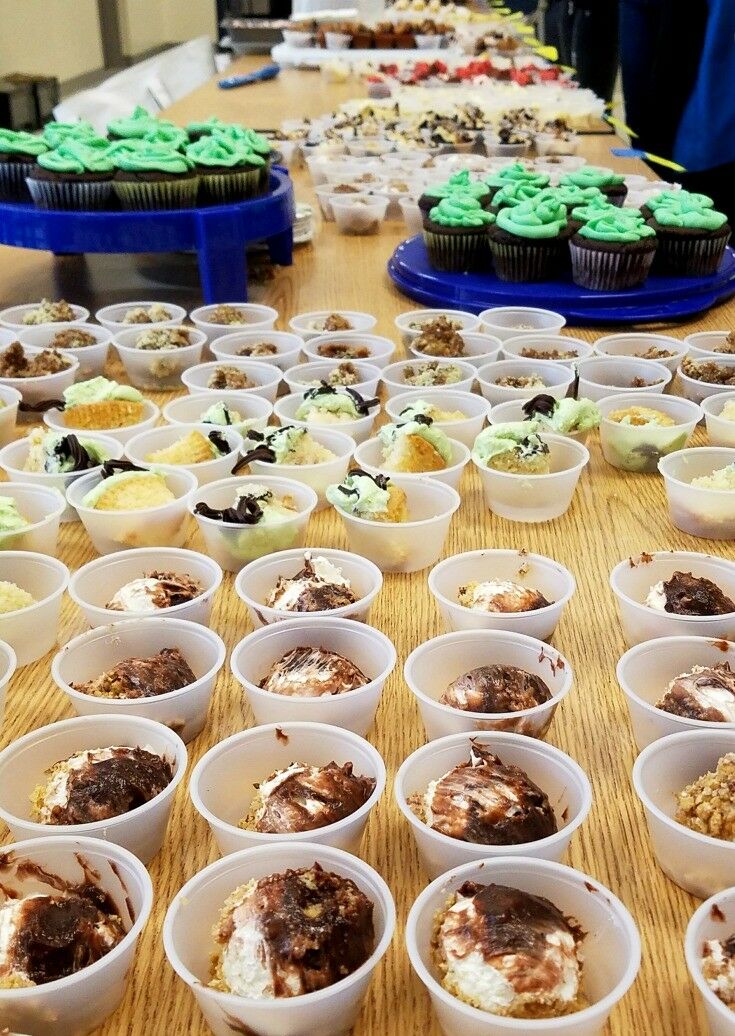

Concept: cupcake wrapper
[[26, 177, 113, 211], [198, 167, 263, 203], [0, 162, 32, 201], [654, 231, 731, 277], [423, 229, 490, 273], [489, 239, 564, 282], [570, 241, 657, 290], [113, 177, 200, 211]]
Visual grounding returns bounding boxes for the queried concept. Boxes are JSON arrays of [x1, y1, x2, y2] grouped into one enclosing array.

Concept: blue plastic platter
[[387, 235, 735, 324], [0, 167, 295, 303]]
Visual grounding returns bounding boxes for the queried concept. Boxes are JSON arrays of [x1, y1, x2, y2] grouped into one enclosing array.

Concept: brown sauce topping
[[441, 664, 552, 713], [661, 571, 735, 616], [255, 761, 375, 833]]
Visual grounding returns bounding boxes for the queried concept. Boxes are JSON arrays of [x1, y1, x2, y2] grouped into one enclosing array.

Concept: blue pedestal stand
[[0, 168, 295, 303], [387, 235, 735, 324]]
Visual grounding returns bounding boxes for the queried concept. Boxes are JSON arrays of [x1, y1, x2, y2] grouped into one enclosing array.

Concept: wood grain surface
[[1, 57, 734, 1036]]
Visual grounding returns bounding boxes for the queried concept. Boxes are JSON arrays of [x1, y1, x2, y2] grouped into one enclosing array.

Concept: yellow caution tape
[[516, 23, 536, 33], [533, 44, 558, 61], [559, 64, 576, 74], [605, 115, 638, 138], [645, 152, 687, 172]]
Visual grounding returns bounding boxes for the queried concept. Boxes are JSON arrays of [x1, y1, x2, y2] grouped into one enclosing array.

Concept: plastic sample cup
[[658, 447, 735, 539], [395, 730, 592, 877], [0, 714, 187, 863], [685, 886, 735, 1036], [685, 330, 734, 359], [0, 551, 68, 665], [501, 333, 595, 365], [231, 616, 397, 735], [162, 390, 272, 434], [404, 628, 573, 742], [190, 303, 278, 342], [95, 300, 185, 333], [283, 360, 381, 399], [181, 359, 282, 402], [394, 308, 480, 348], [163, 842, 395, 1036], [408, 332, 502, 371], [598, 392, 702, 472], [476, 359, 574, 406], [332, 195, 390, 235], [302, 332, 396, 369], [0, 482, 65, 554], [19, 321, 113, 381], [124, 422, 243, 486], [593, 332, 688, 374], [52, 617, 226, 743], [0, 302, 89, 330], [488, 399, 593, 444], [632, 728, 735, 898], [0, 383, 21, 446], [243, 427, 355, 511], [113, 327, 207, 391], [678, 358, 735, 404], [478, 305, 565, 341], [289, 310, 377, 341], [0, 344, 79, 406], [702, 391, 735, 447], [385, 389, 490, 448], [209, 329, 303, 371], [381, 359, 477, 399], [576, 356, 671, 402], [274, 391, 379, 445], [353, 434, 470, 490], [189, 721, 386, 856]]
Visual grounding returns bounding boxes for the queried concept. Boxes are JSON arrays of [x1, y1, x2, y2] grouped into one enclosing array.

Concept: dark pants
[[544, 0, 619, 102]]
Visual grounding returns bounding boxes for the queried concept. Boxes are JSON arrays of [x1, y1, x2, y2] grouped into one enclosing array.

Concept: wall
[[119, 0, 216, 59], [0, 0, 104, 82]]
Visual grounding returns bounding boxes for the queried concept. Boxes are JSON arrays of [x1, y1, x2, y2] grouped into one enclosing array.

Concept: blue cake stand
[[387, 235, 735, 324], [0, 167, 295, 303]]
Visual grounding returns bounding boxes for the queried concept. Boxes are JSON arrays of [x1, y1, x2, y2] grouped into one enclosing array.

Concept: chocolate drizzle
[[207, 430, 231, 456], [337, 468, 390, 497], [398, 412, 433, 428], [18, 398, 65, 413], [660, 571, 735, 616], [254, 761, 376, 833], [194, 490, 269, 525], [99, 458, 146, 479], [302, 381, 379, 416], [49, 434, 100, 472], [441, 664, 552, 713], [522, 393, 557, 420]]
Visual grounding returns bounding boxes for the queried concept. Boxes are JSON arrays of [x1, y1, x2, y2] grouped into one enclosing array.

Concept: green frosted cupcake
[[640, 189, 714, 221], [423, 192, 495, 272], [570, 212, 658, 290], [214, 125, 272, 190], [42, 120, 97, 150], [185, 136, 267, 203], [185, 117, 227, 142], [26, 138, 115, 210], [112, 145, 199, 210], [142, 122, 189, 152], [489, 198, 570, 281], [484, 163, 550, 202], [490, 180, 545, 211], [0, 130, 48, 200], [107, 106, 158, 141], [569, 193, 628, 227], [648, 205, 731, 277], [418, 170, 491, 213], [559, 166, 627, 207]]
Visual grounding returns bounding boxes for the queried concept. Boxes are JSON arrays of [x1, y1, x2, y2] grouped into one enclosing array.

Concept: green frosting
[[0, 130, 48, 157], [185, 136, 264, 169], [108, 106, 157, 138], [653, 206, 728, 231], [486, 163, 549, 189], [429, 193, 495, 228], [0, 496, 29, 534], [42, 121, 96, 149], [142, 123, 189, 151], [425, 170, 490, 202], [244, 426, 310, 464], [113, 146, 194, 174], [496, 199, 567, 239], [64, 377, 143, 407], [378, 418, 453, 464], [550, 184, 604, 208], [472, 421, 545, 465], [37, 139, 115, 175], [561, 166, 625, 189], [570, 196, 632, 223], [185, 117, 225, 136], [535, 398, 601, 434], [577, 212, 656, 243], [326, 472, 391, 518], [295, 391, 361, 421], [647, 189, 714, 212], [214, 125, 272, 155], [491, 181, 544, 209], [39, 432, 109, 473]]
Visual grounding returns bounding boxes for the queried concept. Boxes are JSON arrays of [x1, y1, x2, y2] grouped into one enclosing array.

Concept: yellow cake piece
[[607, 406, 674, 427], [146, 430, 218, 466], [64, 399, 145, 430], [286, 435, 335, 465], [92, 473, 175, 511], [371, 483, 409, 523], [0, 580, 36, 613], [488, 451, 551, 475], [382, 433, 447, 473]]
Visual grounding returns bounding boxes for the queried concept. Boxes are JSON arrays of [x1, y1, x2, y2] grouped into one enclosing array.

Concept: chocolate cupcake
[[107, 105, 158, 141], [26, 138, 115, 210], [484, 162, 549, 203], [489, 179, 546, 211], [112, 144, 199, 210], [489, 197, 570, 281], [418, 170, 491, 213], [559, 166, 627, 206], [640, 188, 714, 222], [550, 183, 606, 231], [42, 119, 97, 150], [648, 204, 731, 277], [423, 192, 495, 273], [0, 129, 49, 201], [570, 211, 658, 291], [185, 135, 267, 202]]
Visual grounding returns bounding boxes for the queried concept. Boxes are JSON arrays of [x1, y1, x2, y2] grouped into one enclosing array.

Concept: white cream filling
[[645, 581, 668, 611], [270, 555, 352, 612], [221, 917, 274, 999], [666, 667, 735, 721], [464, 579, 533, 611], [704, 939, 735, 1004], [107, 577, 165, 612]]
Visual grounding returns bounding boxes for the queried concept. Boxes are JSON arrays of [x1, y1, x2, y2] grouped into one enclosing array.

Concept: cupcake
[[570, 211, 657, 290], [549, 183, 606, 231], [423, 192, 495, 273], [418, 170, 491, 213], [185, 117, 227, 142], [26, 138, 115, 210], [640, 189, 714, 221], [142, 122, 189, 152], [214, 126, 272, 190], [569, 193, 628, 229], [489, 180, 546, 211], [107, 105, 158, 141], [484, 163, 549, 202], [42, 119, 97, 150], [112, 145, 199, 210], [0, 129, 49, 200], [559, 166, 627, 206], [185, 136, 266, 202], [489, 197, 569, 281], [648, 204, 730, 277]]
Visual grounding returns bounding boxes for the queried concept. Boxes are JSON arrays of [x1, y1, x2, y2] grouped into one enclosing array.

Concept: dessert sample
[[106, 571, 203, 612], [240, 761, 375, 832], [645, 572, 735, 615], [634, 345, 676, 360], [403, 361, 464, 387], [519, 346, 577, 360], [21, 299, 77, 324], [412, 316, 465, 358], [690, 463, 735, 491], [326, 469, 408, 522], [311, 361, 364, 387], [23, 428, 110, 473], [682, 358, 735, 386], [458, 579, 551, 612], [0, 496, 29, 536], [49, 327, 98, 349], [315, 342, 371, 360], [145, 429, 231, 466], [131, 327, 191, 351], [81, 468, 175, 511], [675, 753, 735, 840], [378, 415, 453, 473], [122, 303, 172, 324], [71, 647, 195, 699], [607, 405, 674, 427], [0, 342, 71, 378], [31, 746, 173, 824], [413, 744, 557, 844], [472, 422, 550, 474], [60, 377, 145, 429], [433, 882, 585, 1017], [397, 398, 467, 423], [702, 933, 735, 1010], [0, 580, 36, 613], [295, 384, 378, 425], [522, 395, 600, 436], [308, 313, 354, 332], [260, 646, 367, 697], [208, 865, 374, 998], [0, 890, 125, 987], [441, 664, 552, 713], [264, 552, 357, 612], [241, 426, 337, 466], [495, 374, 546, 389], [721, 400, 735, 423], [206, 305, 249, 325], [198, 400, 252, 431], [207, 366, 255, 390], [655, 662, 735, 722], [237, 341, 278, 357]]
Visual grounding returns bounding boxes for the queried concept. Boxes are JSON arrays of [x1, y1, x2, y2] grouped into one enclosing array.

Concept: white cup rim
[[476, 358, 576, 389], [472, 433, 590, 481], [385, 390, 490, 423], [67, 466, 197, 515], [597, 392, 702, 429], [0, 346, 80, 383], [181, 360, 283, 390], [95, 301, 186, 325], [394, 308, 480, 332], [701, 389, 735, 416], [685, 888, 735, 1025], [658, 446, 735, 492], [189, 473, 318, 526], [0, 550, 68, 610], [610, 550, 735, 622], [44, 399, 161, 436], [190, 303, 279, 326], [113, 327, 207, 353], [576, 356, 672, 389], [0, 481, 66, 528], [332, 478, 461, 528], [381, 358, 477, 388]]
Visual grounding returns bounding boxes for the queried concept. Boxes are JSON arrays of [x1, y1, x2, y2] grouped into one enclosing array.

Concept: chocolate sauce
[[656, 662, 735, 722], [660, 572, 735, 616], [441, 664, 552, 713], [71, 647, 196, 700], [254, 761, 375, 834]]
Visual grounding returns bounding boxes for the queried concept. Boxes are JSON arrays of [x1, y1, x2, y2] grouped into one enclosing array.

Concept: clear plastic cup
[[593, 332, 688, 374], [331, 476, 460, 574], [536, 131, 580, 156], [476, 359, 575, 406], [473, 433, 589, 522], [478, 306, 565, 342], [52, 616, 226, 743], [230, 616, 397, 735], [678, 358, 735, 404], [395, 730, 592, 878], [0, 551, 68, 665], [685, 887, 735, 1036], [408, 332, 502, 371], [0, 637, 16, 729], [113, 327, 207, 391], [381, 359, 476, 399], [685, 330, 734, 360], [163, 842, 396, 1036], [0, 382, 21, 446], [189, 721, 386, 856], [181, 359, 282, 402], [428, 548, 575, 639], [95, 300, 185, 333], [385, 390, 490, 447], [332, 195, 390, 235], [283, 360, 381, 399], [0, 302, 89, 331], [576, 356, 671, 402], [190, 303, 278, 343], [289, 310, 377, 342], [243, 426, 355, 510], [617, 635, 735, 750], [43, 397, 160, 447], [162, 390, 272, 434], [0, 714, 187, 863], [404, 628, 572, 742], [0, 344, 79, 407], [124, 422, 243, 486], [18, 322, 113, 380], [353, 434, 470, 490], [598, 392, 702, 472], [501, 334, 595, 365], [0, 836, 153, 1036], [274, 391, 379, 445], [488, 399, 593, 444], [234, 546, 383, 626], [406, 856, 641, 1036], [209, 329, 303, 371], [703, 391, 735, 447], [610, 550, 735, 646], [658, 447, 735, 539], [68, 546, 222, 627], [66, 467, 197, 555], [189, 474, 317, 573], [394, 308, 480, 349], [314, 186, 345, 221], [399, 196, 424, 235], [0, 482, 65, 554], [302, 332, 396, 369], [632, 728, 735, 898]]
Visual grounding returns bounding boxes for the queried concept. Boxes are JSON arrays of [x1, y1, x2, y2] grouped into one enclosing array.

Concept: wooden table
[[1, 57, 734, 1036]]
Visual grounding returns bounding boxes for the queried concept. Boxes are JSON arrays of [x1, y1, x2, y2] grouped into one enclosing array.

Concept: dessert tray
[[387, 235, 735, 324], [271, 42, 461, 66], [0, 168, 295, 304]]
